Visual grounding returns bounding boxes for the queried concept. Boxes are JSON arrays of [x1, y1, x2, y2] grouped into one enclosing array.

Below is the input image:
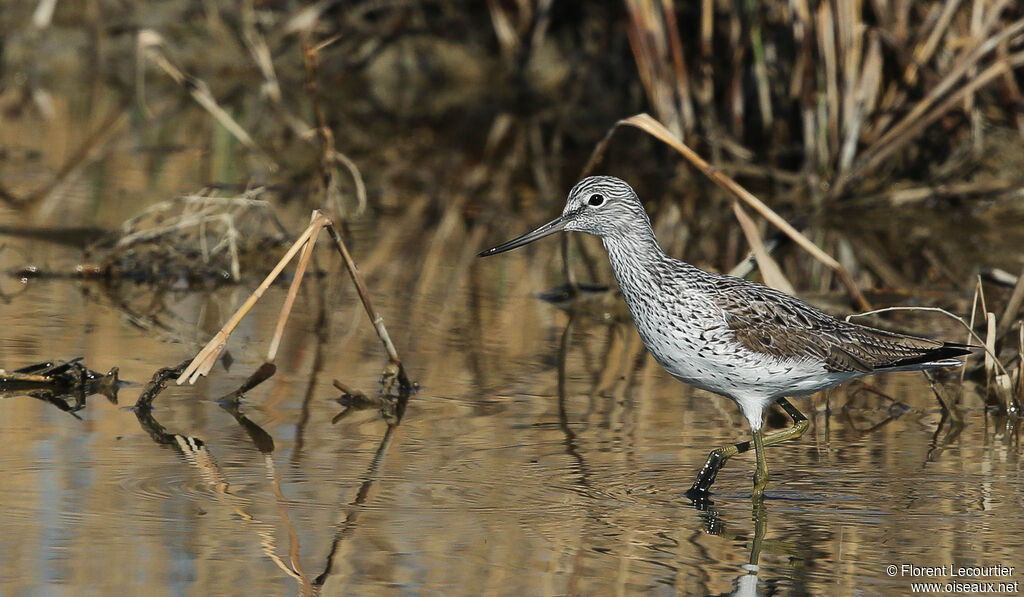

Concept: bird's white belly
[[632, 312, 836, 400]]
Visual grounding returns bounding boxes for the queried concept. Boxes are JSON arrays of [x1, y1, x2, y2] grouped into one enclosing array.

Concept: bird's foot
[[686, 447, 730, 500]]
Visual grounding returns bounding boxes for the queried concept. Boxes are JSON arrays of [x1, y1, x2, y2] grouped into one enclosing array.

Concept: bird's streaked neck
[[598, 219, 667, 273]]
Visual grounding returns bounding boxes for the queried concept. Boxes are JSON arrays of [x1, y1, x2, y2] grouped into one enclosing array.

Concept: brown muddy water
[[3, 192, 1024, 596]]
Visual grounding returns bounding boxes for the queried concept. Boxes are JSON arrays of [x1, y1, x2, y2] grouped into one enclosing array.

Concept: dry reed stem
[[893, 14, 1024, 146], [996, 268, 1024, 335], [985, 312, 1017, 411], [731, 201, 795, 294], [974, 274, 989, 317], [625, 0, 691, 138], [966, 0, 986, 143], [852, 180, 1017, 207], [1017, 325, 1023, 403], [818, 1, 839, 152], [137, 29, 275, 170], [838, 33, 882, 177], [841, 48, 1024, 195], [845, 298, 1024, 413], [905, 0, 963, 86], [266, 213, 322, 363], [837, 17, 1024, 194], [31, 0, 57, 28], [585, 113, 869, 309], [750, 22, 773, 133], [622, 1, 1022, 199], [984, 312, 998, 377], [240, 3, 282, 105], [487, 0, 521, 60], [963, 277, 983, 387], [331, 151, 368, 215], [323, 222, 410, 389], [178, 209, 408, 388], [660, 0, 695, 135], [177, 216, 324, 384]]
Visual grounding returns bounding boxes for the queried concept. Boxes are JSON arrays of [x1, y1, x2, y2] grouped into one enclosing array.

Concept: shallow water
[[2, 22, 1023, 594], [2, 233, 1023, 596]]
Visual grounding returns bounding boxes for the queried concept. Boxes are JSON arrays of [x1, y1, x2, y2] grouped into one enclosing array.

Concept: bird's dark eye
[[588, 193, 605, 207]]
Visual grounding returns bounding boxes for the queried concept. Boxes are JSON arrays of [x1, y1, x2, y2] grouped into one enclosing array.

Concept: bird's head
[[478, 176, 649, 257]]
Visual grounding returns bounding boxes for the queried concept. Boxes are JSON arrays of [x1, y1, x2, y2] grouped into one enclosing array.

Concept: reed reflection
[[313, 379, 411, 593], [132, 360, 313, 596]]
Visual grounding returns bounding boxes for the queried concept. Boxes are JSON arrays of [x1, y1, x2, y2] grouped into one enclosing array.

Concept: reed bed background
[[1, 2, 1023, 406]]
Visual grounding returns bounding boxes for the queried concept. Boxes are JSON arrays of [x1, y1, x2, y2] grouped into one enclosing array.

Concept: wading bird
[[479, 176, 971, 500]]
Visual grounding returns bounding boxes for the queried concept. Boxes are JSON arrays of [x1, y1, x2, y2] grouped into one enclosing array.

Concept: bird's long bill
[[477, 215, 568, 257]]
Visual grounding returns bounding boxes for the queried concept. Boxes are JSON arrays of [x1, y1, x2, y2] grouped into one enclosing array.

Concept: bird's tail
[[878, 342, 976, 372]]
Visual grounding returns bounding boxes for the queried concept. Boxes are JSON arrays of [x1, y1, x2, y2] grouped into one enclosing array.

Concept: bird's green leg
[[686, 398, 809, 499], [752, 427, 768, 500]]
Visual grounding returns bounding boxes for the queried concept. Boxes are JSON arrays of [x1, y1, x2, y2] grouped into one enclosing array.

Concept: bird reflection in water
[[553, 311, 801, 596]]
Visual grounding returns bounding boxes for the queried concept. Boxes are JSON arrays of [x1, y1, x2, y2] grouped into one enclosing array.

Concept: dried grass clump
[[85, 189, 290, 284]]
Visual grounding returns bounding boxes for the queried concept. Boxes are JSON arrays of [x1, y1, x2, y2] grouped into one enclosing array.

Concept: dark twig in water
[[302, 37, 367, 218], [216, 362, 278, 406], [1, 359, 119, 414], [329, 376, 412, 424], [136, 360, 191, 409]]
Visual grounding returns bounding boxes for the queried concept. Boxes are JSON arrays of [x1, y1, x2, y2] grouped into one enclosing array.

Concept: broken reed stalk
[[323, 222, 410, 389], [985, 312, 1017, 413], [177, 210, 407, 386], [584, 113, 870, 310], [266, 213, 321, 362], [961, 278, 1020, 413], [177, 214, 323, 384], [1018, 325, 1024, 406]]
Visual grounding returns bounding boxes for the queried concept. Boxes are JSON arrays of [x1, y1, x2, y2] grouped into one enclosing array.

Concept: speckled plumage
[[483, 176, 970, 431], [479, 176, 971, 497]]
